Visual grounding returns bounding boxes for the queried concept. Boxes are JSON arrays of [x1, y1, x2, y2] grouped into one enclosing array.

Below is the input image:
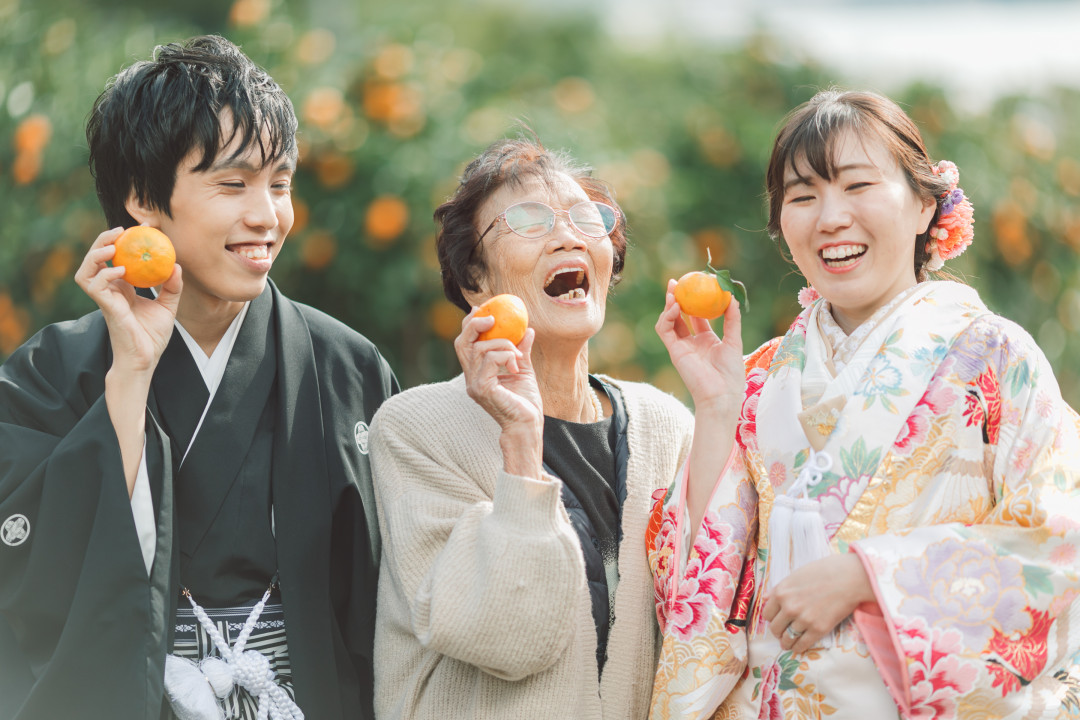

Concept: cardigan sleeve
[[369, 390, 584, 681]]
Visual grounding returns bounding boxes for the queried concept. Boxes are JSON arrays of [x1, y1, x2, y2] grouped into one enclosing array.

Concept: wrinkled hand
[[455, 309, 543, 430], [763, 553, 876, 655], [456, 310, 544, 478], [75, 226, 182, 373], [655, 278, 745, 419]]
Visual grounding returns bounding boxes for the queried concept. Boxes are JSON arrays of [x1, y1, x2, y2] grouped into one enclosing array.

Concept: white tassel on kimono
[[200, 656, 234, 699], [163, 654, 226, 720], [791, 497, 833, 571], [768, 464, 833, 590], [767, 449, 836, 646], [766, 498, 795, 590]]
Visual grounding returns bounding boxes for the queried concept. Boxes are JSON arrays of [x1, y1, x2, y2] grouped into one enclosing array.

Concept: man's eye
[[221, 182, 245, 188]]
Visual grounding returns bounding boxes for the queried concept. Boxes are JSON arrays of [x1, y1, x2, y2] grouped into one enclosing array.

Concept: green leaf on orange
[[704, 249, 749, 312]]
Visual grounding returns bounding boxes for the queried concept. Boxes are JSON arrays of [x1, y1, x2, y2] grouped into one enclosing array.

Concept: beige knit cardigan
[[369, 374, 693, 719]]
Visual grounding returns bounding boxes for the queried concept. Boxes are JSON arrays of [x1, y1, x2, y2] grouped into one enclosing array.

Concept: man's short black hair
[[86, 34, 298, 228]]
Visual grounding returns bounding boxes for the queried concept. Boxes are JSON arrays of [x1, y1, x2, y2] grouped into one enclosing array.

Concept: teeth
[[821, 245, 865, 260], [235, 245, 269, 260], [557, 287, 587, 301], [546, 267, 586, 286]]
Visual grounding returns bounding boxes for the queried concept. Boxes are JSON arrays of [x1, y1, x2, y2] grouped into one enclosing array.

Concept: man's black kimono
[[0, 281, 398, 719]]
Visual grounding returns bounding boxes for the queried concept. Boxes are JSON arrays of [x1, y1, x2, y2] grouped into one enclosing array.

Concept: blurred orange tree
[[2, 0, 1079, 407]]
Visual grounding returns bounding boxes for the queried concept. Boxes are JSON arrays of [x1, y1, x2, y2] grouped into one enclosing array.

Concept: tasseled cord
[[767, 449, 835, 647], [163, 580, 304, 720]]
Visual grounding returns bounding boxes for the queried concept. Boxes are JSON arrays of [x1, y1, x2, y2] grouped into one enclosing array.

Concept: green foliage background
[[2, 0, 1079, 408]]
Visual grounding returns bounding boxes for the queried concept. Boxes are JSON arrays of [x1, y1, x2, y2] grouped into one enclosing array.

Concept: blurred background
[[2, 0, 1079, 407]]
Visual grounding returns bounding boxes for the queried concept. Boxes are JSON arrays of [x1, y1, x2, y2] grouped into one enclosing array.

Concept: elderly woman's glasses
[[475, 201, 619, 248]]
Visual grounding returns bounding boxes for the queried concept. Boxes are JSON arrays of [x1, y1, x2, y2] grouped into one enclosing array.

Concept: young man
[[0, 35, 397, 719]]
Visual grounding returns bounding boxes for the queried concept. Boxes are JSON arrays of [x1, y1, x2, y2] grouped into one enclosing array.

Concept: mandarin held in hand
[[112, 226, 176, 288], [672, 249, 748, 319], [674, 271, 731, 319], [475, 294, 529, 345]]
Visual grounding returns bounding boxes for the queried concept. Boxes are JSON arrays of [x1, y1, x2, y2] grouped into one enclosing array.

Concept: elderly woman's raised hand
[[456, 308, 544, 478]]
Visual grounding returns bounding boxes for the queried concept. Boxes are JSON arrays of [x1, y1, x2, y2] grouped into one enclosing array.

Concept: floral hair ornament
[[925, 160, 974, 271], [797, 285, 821, 309]]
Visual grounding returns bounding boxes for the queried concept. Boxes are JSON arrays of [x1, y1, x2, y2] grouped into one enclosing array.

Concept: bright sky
[[601, 0, 1080, 113]]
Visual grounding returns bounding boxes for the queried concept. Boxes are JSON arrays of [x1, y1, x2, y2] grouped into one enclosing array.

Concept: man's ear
[[124, 190, 164, 227]]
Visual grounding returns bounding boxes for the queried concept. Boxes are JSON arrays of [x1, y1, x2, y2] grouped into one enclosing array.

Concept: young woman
[[650, 89, 1080, 719]]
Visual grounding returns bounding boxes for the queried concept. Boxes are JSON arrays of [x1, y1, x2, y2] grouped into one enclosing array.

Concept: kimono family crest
[[354, 420, 371, 455], [1, 514, 29, 546]]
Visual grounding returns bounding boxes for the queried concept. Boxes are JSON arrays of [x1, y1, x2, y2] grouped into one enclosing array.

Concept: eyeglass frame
[[471, 200, 621, 257]]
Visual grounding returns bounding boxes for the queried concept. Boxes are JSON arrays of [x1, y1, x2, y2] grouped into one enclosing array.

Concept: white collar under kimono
[[755, 281, 989, 588], [130, 303, 251, 573], [173, 303, 251, 463]]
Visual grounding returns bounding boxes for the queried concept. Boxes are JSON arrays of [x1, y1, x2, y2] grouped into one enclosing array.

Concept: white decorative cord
[[164, 582, 304, 720]]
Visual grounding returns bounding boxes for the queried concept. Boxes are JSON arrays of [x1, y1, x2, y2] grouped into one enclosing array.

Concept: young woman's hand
[[655, 278, 745, 422], [763, 553, 876, 655], [656, 279, 747, 533]]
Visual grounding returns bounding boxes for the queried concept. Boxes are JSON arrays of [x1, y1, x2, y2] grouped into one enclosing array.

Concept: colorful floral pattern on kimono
[[648, 281, 1080, 720]]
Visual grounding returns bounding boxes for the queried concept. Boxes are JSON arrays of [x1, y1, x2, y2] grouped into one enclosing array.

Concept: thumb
[[721, 298, 743, 353], [156, 264, 183, 316], [516, 328, 536, 371]]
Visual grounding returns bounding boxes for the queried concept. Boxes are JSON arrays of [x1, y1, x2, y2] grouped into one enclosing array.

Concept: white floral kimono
[[647, 281, 1080, 719]]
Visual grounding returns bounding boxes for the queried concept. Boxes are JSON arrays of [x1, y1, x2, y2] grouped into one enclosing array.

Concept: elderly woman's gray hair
[[434, 136, 627, 312]]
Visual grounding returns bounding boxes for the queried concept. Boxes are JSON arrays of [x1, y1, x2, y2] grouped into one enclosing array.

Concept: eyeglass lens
[[503, 201, 616, 239]]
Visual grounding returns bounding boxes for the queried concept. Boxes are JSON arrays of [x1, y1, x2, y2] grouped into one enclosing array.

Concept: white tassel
[[791, 498, 832, 571], [200, 656, 234, 699], [767, 497, 795, 590], [767, 450, 837, 646], [163, 654, 226, 720], [791, 497, 836, 647]]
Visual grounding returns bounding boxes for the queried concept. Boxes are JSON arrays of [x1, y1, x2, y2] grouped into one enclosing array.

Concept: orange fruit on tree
[[113, 226, 176, 288], [672, 248, 748, 319], [475, 294, 529, 345]]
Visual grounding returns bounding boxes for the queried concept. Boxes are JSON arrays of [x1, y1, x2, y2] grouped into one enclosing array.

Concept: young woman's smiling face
[[780, 129, 936, 333]]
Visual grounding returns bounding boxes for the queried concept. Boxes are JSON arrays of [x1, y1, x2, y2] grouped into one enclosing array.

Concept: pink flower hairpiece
[[797, 285, 821, 309], [925, 160, 974, 271]]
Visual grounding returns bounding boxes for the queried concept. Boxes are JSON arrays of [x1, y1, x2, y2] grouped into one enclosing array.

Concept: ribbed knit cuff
[[491, 470, 565, 536]]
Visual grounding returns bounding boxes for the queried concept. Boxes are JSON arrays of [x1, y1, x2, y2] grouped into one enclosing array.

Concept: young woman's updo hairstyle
[[434, 136, 627, 313], [764, 89, 952, 280]]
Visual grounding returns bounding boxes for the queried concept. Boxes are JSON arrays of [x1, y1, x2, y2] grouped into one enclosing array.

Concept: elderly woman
[[649, 89, 1080, 718], [369, 136, 693, 719]]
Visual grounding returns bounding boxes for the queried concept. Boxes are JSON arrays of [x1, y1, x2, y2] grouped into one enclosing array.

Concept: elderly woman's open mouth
[[544, 266, 590, 301]]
